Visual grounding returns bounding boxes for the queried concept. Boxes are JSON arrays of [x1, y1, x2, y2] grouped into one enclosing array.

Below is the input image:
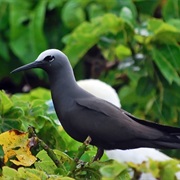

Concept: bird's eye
[[43, 55, 55, 62]]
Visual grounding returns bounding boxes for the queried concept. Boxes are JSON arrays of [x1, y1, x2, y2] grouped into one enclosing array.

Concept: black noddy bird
[[11, 49, 180, 160]]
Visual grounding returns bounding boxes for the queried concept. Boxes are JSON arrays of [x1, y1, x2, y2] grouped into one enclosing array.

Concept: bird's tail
[[153, 132, 180, 149], [126, 112, 180, 149]]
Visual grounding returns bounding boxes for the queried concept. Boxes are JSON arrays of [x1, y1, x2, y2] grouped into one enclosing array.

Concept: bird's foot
[[93, 148, 104, 162]]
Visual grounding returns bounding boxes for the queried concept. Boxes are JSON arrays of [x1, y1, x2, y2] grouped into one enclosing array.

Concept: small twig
[[28, 126, 61, 168], [68, 136, 92, 176], [28, 126, 36, 138], [38, 138, 61, 167]]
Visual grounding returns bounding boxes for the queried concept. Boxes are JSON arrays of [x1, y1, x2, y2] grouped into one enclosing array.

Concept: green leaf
[[163, 89, 180, 107], [100, 161, 128, 178], [30, 99, 48, 117], [118, 0, 137, 19], [148, 159, 160, 178], [9, 1, 47, 63], [0, 91, 13, 114], [115, 45, 131, 59], [134, 0, 160, 15], [161, 104, 177, 124], [167, 19, 180, 29], [120, 7, 134, 27], [154, 44, 180, 70], [63, 13, 124, 66], [12, 87, 51, 102], [30, 87, 51, 101], [147, 18, 180, 44], [61, 0, 86, 28], [18, 168, 48, 180], [37, 121, 66, 150], [9, 1, 34, 61], [152, 47, 180, 85], [87, 3, 105, 19], [2, 166, 18, 179], [54, 149, 72, 164], [0, 116, 22, 133], [162, 0, 180, 21], [47, 0, 64, 10], [4, 107, 24, 119], [136, 76, 154, 96], [148, 18, 163, 32], [159, 160, 180, 180], [29, 0, 48, 56], [0, 39, 9, 60], [35, 150, 58, 174], [35, 149, 72, 175], [2, 166, 75, 180]]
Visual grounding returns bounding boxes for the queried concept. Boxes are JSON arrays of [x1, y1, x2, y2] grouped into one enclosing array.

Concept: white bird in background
[[77, 79, 121, 108], [47, 79, 173, 179]]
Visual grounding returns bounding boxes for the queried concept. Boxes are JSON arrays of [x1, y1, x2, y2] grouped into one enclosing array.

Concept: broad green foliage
[[0, 88, 65, 150], [0, 88, 180, 179], [63, 13, 126, 65], [0, 89, 130, 179], [9, 1, 47, 61], [0, 91, 22, 132]]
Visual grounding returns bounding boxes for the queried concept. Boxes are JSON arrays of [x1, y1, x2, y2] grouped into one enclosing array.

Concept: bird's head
[[11, 49, 69, 74]]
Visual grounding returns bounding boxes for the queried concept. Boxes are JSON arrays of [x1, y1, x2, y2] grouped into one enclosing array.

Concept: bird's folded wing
[[75, 97, 163, 141], [76, 97, 127, 119]]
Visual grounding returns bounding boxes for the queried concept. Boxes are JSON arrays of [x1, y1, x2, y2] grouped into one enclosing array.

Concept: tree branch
[[68, 136, 92, 176]]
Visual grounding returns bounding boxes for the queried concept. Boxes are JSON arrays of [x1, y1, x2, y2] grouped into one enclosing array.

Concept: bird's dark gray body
[[12, 49, 180, 159]]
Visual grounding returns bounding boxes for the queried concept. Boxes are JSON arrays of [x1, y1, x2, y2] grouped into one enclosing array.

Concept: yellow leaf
[[0, 130, 37, 166]]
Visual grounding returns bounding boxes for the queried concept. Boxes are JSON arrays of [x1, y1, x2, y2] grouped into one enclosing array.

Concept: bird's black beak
[[11, 61, 41, 74]]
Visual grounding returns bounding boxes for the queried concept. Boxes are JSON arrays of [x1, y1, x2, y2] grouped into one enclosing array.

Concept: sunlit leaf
[[0, 130, 36, 166], [1, 166, 75, 180], [120, 7, 134, 27], [0, 90, 13, 115], [30, 87, 51, 101], [160, 162, 180, 180], [1, 166, 18, 179], [63, 13, 124, 67], [115, 45, 131, 59], [153, 44, 180, 70], [147, 18, 180, 44], [100, 160, 128, 178], [154, 159, 180, 180], [37, 121, 66, 150], [87, 3, 105, 19], [134, 0, 159, 15], [35, 149, 72, 175], [9, 0, 47, 63], [167, 19, 180, 30], [62, 0, 86, 28], [35, 150, 58, 174], [152, 47, 180, 85], [119, 0, 137, 18], [162, 0, 180, 21]]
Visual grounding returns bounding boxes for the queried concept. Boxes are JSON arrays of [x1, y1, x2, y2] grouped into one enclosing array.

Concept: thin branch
[[68, 136, 92, 176], [28, 126, 61, 168]]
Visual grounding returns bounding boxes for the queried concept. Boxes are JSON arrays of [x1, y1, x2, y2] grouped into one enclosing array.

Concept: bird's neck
[[47, 65, 80, 117], [48, 64, 79, 96]]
